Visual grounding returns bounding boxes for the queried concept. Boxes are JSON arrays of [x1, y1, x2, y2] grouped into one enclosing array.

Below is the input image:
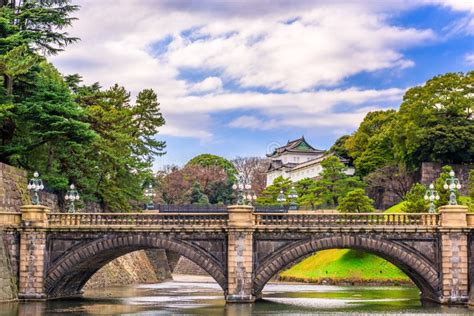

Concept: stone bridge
[[0, 204, 473, 305]]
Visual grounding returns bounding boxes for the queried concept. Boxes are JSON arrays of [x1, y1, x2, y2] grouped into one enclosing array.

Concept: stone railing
[[2, 205, 472, 230], [254, 212, 440, 227], [0, 212, 21, 227], [47, 212, 228, 227]]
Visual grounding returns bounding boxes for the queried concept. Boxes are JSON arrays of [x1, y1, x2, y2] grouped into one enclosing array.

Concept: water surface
[[1, 276, 471, 315]]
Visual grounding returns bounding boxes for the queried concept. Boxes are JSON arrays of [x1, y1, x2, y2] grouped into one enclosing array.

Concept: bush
[[337, 189, 375, 213], [402, 183, 428, 213]]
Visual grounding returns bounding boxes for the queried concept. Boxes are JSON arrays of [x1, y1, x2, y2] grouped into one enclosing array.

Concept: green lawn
[[280, 201, 411, 284], [384, 201, 407, 213], [281, 197, 472, 284], [279, 249, 411, 284]]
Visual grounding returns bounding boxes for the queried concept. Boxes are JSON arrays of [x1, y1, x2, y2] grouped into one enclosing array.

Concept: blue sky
[[50, 0, 474, 169]]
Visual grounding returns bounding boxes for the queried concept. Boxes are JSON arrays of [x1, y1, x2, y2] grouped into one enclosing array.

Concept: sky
[[50, 0, 474, 169]]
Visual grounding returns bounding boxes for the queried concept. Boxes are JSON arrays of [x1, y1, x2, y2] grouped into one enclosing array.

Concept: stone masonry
[[2, 203, 474, 305], [0, 229, 17, 301]]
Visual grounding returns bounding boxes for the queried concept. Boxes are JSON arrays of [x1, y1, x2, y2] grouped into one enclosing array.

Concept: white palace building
[[266, 137, 355, 187]]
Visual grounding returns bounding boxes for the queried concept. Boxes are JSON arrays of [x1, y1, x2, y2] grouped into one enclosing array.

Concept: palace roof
[[266, 136, 325, 158]]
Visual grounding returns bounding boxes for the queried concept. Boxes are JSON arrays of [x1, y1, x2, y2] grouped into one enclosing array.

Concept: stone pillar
[[226, 205, 255, 303], [18, 205, 49, 300], [439, 205, 469, 304]]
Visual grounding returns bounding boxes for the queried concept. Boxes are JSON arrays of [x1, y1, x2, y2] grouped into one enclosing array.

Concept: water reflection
[[1, 278, 472, 315]]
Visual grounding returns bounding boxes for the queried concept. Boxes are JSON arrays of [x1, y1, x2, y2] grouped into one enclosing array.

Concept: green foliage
[[402, 183, 428, 213], [190, 181, 209, 205], [75, 83, 166, 211], [257, 156, 364, 208], [187, 154, 237, 180], [0, 1, 79, 56], [345, 110, 396, 176], [469, 170, 474, 211], [317, 156, 365, 207], [337, 188, 375, 213], [0, 2, 166, 211], [433, 165, 457, 207], [256, 176, 292, 205], [330, 135, 351, 160], [295, 177, 323, 209], [392, 72, 474, 169]]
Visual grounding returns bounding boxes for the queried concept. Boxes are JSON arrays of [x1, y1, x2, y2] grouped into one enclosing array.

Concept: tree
[[187, 154, 237, 180], [337, 189, 375, 213], [190, 181, 209, 205], [402, 183, 428, 213], [158, 163, 231, 205], [295, 177, 323, 209], [0, 0, 79, 95], [1, 62, 95, 164], [433, 165, 457, 207], [330, 135, 351, 160], [184, 165, 231, 204], [256, 176, 292, 205], [232, 156, 269, 195], [365, 163, 414, 201], [345, 110, 396, 176], [315, 156, 365, 207], [392, 72, 474, 169], [74, 83, 166, 211]]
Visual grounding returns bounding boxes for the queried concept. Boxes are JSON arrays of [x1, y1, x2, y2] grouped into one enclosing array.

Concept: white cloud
[[189, 77, 223, 93], [465, 53, 474, 65], [50, 1, 442, 139], [166, 9, 434, 92], [229, 116, 279, 130], [425, 0, 474, 35]]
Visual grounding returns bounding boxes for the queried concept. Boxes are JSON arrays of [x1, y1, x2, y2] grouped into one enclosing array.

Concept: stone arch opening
[[44, 235, 227, 299], [253, 236, 440, 302]]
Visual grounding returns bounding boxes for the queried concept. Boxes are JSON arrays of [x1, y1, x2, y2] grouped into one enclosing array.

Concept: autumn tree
[[232, 156, 269, 195]]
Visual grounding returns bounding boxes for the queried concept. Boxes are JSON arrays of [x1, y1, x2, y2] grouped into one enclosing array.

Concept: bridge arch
[[44, 235, 227, 298], [253, 235, 440, 302]]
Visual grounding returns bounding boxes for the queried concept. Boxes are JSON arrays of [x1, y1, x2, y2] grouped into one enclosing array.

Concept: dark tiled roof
[[267, 136, 324, 158]]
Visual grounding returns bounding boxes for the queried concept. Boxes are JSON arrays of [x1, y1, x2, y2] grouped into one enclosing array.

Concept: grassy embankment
[[279, 201, 411, 285], [280, 197, 472, 284]]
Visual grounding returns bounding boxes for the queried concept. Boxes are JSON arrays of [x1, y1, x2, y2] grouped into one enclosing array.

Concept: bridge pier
[[226, 205, 256, 303], [17, 205, 49, 300], [439, 205, 469, 304]]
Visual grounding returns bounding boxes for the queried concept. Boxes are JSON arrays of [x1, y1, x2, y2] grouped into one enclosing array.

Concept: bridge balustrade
[[47, 212, 228, 227], [254, 212, 439, 227]]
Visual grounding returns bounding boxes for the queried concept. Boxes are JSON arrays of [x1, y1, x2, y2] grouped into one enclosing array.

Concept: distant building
[[265, 137, 354, 187]]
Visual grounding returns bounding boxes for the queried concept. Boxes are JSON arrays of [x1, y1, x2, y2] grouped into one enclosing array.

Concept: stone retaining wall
[[173, 256, 209, 275], [421, 162, 472, 195], [84, 250, 160, 289], [0, 231, 17, 302]]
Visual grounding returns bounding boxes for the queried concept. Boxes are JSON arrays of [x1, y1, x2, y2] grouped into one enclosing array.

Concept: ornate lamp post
[[288, 185, 298, 210], [424, 183, 440, 213], [27, 171, 44, 205], [144, 184, 156, 210], [277, 190, 286, 208], [65, 184, 80, 213], [443, 170, 462, 205], [232, 174, 256, 205]]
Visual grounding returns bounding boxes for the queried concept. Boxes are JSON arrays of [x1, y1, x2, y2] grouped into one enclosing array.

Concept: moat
[[1, 275, 471, 315]]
